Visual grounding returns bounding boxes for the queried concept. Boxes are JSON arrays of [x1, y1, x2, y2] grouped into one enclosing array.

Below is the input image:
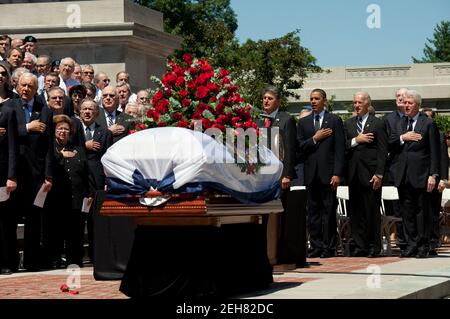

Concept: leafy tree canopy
[[413, 21, 450, 63]]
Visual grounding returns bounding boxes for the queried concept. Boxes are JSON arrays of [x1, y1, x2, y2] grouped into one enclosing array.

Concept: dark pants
[[398, 183, 432, 252], [0, 201, 18, 270], [306, 180, 337, 253], [430, 188, 442, 249], [349, 179, 382, 254], [277, 189, 307, 266]]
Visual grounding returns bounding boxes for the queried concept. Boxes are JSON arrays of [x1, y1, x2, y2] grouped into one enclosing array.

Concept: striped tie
[[356, 116, 363, 134], [107, 113, 114, 127]]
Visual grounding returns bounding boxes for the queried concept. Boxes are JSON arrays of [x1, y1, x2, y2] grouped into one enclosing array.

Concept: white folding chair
[[440, 188, 450, 242], [380, 186, 402, 254], [336, 186, 351, 255]]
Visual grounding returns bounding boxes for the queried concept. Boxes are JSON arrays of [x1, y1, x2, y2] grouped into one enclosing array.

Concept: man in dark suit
[[96, 85, 134, 144], [5, 72, 54, 270], [383, 88, 408, 250], [0, 90, 19, 274], [297, 88, 345, 258], [37, 72, 73, 116], [423, 108, 448, 255], [389, 90, 440, 258], [344, 92, 388, 257], [78, 97, 134, 279], [258, 86, 304, 266]]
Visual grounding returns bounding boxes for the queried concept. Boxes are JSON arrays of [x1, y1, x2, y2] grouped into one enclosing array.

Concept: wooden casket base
[[100, 193, 282, 298]]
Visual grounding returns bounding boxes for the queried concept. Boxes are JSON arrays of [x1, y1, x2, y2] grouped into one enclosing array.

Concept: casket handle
[[144, 190, 163, 197]]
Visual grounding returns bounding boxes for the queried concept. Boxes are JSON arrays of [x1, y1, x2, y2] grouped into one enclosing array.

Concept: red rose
[[192, 112, 202, 119], [172, 112, 183, 121], [215, 103, 225, 115], [206, 82, 219, 92], [163, 72, 177, 85], [182, 98, 191, 107], [231, 117, 241, 126], [187, 80, 197, 91], [202, 118, 212, 129], [195, 86, 209, 100], [152, 90, 164, 105], [219, 68, 230, 78], [177, 119, 189, 128], [156, 99, 169, 114], [189, 67, 198, 75], [173, 65, 185, 76], [157, 121, 167, 127], [183, 53, 193, 65], [60, 284, 69, 292], [221, 77, 231, 85], [175, 76, 185, 87], [178, 90, 188, 99]]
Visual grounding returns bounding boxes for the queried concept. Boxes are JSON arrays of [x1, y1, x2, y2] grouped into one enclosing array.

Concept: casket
[[100, 191, 283, 227]]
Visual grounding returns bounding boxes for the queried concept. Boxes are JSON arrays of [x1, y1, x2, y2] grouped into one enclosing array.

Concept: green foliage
[[435, 113, 450, 132], [134, 1, 320, 111], [133, 0, 238, 59], [413, 21, 450, 63], [325, 94, 336, 113]]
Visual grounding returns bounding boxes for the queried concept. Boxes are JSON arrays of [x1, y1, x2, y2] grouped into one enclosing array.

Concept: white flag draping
[[101, 127, 283, 203]]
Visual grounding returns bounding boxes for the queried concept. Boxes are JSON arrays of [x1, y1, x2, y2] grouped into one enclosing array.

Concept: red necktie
[[264, 117, 271, 128]]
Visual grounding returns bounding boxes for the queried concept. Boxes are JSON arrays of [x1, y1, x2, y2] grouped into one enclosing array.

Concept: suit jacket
[[96, 108, 135, 144], [49, 143, 94, 210], [0, 101, 19, 184], [389, 113, 440, 188], [257, 110, 298, 179], [297, 111, 345, 185], [344, 114, 388, 187], [439, 131, 449, 181], [37, 92, 74, 117], [73, 117, 113, 190], [383, 110, 404, 182], [5, 96, 54, 180]]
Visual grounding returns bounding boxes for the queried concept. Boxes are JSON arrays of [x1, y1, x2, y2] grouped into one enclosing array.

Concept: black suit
[[75, 117, 134, 279], [389, 113, 440, 254], [96, 108, 135, 144], [37, 92, 73, 117], [258, 110, 306, 265], [0, 99, 19, 271], [44, 143, 94, 266], [5, 97, 54, 269], [297, 111, 345, 254], [344, 114, 388, 254]]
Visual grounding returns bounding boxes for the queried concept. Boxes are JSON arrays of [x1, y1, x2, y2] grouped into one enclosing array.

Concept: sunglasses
[[83, 71, 94, 75], [0, 71, 8, 77], [102, 79, 111, 83]]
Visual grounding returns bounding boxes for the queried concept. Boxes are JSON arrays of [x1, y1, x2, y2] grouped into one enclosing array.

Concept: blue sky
[[230, 0, 450, 67]]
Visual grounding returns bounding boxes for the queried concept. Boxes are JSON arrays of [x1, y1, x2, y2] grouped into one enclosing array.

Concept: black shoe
[[416, 248, 429, 259], [352, 249, 368, 257], [320, 251, 335, 258], [308, 249, 323, 258], [400, 247, 417, 258], [428, 249, 438, 256], [0, 268, 13, 275], [368, 250, 381, 258]]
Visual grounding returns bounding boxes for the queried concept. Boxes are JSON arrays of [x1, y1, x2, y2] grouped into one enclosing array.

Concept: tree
[[227, 31, 321, 110], [134, 1, 321, 110], [413, 21, 450, 63], [133, 0, 237, 59]]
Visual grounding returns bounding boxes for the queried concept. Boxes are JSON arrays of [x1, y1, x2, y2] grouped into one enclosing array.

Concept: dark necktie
[[23, 103, 31, 124], [107, 113, 114, 127], [356, 116, 363, 134], [407, 118, 414, 131], [85, 126, 93, 140], [264, 117, 271, 128], [314, 114, 320, 131]]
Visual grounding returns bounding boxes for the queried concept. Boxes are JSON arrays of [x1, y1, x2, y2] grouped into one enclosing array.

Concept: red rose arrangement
[[132, 53, 266, 174]]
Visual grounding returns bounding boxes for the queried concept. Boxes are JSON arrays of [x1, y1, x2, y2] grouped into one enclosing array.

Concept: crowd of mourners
[[0, 34, 149, 275], [0, 33, 449, 276]]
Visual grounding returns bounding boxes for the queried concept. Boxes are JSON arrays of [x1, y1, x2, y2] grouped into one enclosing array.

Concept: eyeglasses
[[83, 71, 94, 75], [102, 93, 116, 98], [102, 79, 110, 83], [50, 96, 64, 100], [0, 71, 7, 77]]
